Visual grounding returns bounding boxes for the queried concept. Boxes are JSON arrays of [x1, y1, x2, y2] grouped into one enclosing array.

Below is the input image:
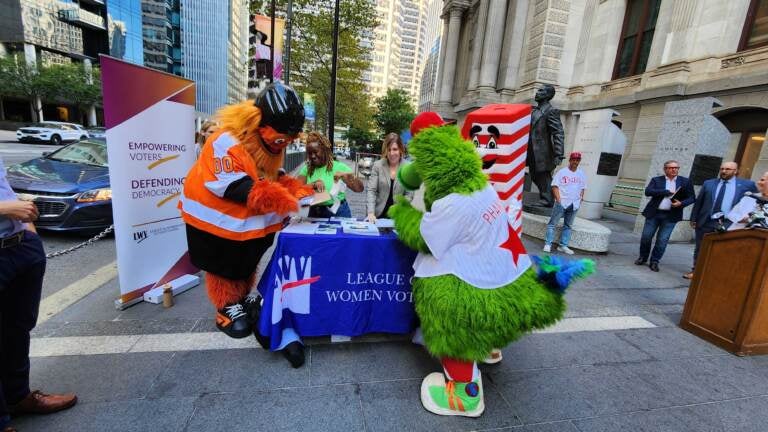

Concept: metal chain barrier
[[45, 224, 114, 259]]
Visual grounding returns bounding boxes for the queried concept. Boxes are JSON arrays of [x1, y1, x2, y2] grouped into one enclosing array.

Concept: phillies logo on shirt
[[560, 175, 581, 184], [271, 255, 320, 324]]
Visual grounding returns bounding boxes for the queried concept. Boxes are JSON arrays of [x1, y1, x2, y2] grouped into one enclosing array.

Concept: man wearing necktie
[[687, 162, 757, 279]]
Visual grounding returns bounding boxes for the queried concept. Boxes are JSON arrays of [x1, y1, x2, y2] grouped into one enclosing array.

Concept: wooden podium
[[681, 229, 768, 356]]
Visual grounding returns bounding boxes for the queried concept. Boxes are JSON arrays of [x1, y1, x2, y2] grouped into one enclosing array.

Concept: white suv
[[16, 122, 90, 145]]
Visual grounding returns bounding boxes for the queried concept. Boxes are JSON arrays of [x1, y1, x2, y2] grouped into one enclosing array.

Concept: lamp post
[[284, 0, 293, 85], [328, 0, 340, 150], [269, 0, 276, 83]]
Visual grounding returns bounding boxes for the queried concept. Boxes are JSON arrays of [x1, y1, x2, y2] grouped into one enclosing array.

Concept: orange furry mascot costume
[[180, 82, 312, 339]]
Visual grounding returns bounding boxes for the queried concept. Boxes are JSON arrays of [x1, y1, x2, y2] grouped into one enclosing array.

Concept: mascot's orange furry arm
[[179, 82, 308, 342]]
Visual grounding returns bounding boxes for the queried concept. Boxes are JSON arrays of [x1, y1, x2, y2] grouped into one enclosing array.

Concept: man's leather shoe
[[282, 341, 305, 368], [649, 262, 659, 272], [683, 271, 694, 280], [634, 258, 646, 265], [9, 390, 77, 415]]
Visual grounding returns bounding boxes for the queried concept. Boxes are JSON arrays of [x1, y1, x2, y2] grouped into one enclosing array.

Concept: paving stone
[[147, 348, 309, 397], [184, 385, 365, 432], [359, 378, 522, 432], [512, 422, 581, 431], [615, 356, 766, 406], [309, 341, 438, 385], [572, 395, 768, 432], [44, 278, 126, 323], [12, 397, 196, 432], [48, 318, 200, 337], [29, 352, 173, 403], [490, 365, 600, 423], [614, 327, 726, 360], [493, 352, 768, 425], [493, 331, 652, 371]]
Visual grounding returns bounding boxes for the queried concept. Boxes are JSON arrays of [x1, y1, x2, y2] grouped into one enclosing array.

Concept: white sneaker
[[482, 348, 503, 364], [557, 245, 574, 255], [543, 244, 551, 253]]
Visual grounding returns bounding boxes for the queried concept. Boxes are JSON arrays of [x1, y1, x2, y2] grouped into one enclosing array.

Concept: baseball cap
[[569, 152, 582, 160], [410, 111, 448, 137]]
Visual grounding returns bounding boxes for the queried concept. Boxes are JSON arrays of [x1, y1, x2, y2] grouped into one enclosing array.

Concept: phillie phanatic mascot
[[179, 83, 313, 356], [389, 112, 594, 417]]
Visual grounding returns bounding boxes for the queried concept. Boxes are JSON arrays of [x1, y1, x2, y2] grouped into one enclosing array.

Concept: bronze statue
[[527, 85, 565, 207]]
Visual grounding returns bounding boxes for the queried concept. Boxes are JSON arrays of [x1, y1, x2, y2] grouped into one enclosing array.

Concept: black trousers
[[532, 170, 554, 205], [0, 231, 46, 418], [186, 224, 275, 281]]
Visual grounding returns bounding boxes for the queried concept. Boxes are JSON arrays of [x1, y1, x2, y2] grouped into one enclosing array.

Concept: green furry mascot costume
[[389, 112, 594, 417]]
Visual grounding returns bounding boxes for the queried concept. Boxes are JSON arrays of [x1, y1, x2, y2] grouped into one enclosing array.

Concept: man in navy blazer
[[635, 160, 696, 272], [685, 162, 757, 279]]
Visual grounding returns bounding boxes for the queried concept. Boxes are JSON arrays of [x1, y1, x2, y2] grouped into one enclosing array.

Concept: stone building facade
[[433, 0, 768, 184]]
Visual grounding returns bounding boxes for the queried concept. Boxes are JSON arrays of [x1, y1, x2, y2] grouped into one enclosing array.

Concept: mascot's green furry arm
[[389, 115, 594, 418], [386, 196, 430, 254]]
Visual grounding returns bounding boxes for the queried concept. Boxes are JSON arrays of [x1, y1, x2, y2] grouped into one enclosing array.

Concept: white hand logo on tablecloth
[[271, 255, 320, 324]]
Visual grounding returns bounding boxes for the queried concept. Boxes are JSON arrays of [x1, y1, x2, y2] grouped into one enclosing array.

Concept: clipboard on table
[[299, 191, 332, 207]]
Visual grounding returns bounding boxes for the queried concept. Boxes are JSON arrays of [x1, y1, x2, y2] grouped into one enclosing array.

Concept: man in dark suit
[[527, 85, 565, 207], [685, 162, 757, 279], [635, 160, 696, 272]]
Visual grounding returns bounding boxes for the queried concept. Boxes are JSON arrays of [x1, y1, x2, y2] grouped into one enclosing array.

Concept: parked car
[[358, 156, 375, 177], [16, 121, 89, 145], [6, 138, 112, 233], [87, 126, 106, 139]]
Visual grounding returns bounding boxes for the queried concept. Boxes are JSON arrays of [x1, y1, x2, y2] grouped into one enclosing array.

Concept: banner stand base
[[143, 274, 200, 304], [114, 296, 144, 310], [113, 274, 200, 310]]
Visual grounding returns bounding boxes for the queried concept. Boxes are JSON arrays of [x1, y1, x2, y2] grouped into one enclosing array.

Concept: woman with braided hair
[[297, 131, 364, 218]]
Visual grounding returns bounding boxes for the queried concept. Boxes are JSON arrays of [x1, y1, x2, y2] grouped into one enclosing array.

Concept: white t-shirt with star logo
[[413, 185, 531, 289]]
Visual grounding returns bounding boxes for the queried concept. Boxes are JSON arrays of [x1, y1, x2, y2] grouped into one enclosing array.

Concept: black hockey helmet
[[254, 82, 305, 135]]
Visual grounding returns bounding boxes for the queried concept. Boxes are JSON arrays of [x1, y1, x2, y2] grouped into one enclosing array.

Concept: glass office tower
[[106, 0, 144, 65]]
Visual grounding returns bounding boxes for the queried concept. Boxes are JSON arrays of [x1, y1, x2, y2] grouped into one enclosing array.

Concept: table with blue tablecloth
[[256, 224, 418, 351]]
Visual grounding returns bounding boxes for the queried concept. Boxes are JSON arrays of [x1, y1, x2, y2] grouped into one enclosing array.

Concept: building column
[[500, 0, 529, 95], [466, 0, 489, 91], [476, 0, 507, 92], [432, 15, 450, 107], [437, 7, 464, 112]]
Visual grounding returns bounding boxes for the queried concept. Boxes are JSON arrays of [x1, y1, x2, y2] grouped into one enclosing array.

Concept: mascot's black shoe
[[282, 341, 305, 368], [215, 302, 252, 339], [244, 295, 271, 349]]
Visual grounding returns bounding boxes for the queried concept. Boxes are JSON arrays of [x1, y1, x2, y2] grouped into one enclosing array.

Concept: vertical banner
[[100, 56, 199, 308], [304, 93, 316, 122], [253, 14, 285, 80]]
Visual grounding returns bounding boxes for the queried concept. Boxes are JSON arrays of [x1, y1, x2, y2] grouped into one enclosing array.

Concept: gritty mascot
[[179, 82, 312, 365]]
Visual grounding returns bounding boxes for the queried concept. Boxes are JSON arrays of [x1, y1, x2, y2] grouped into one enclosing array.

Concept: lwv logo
[[133, 230, 148, 243], [271, 256, 320, 324]]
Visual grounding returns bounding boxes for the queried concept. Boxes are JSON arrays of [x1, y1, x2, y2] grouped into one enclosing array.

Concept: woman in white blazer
[[366, 133, 414, 222]]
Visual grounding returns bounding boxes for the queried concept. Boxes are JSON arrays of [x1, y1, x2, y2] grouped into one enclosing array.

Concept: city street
[[0, 130, 59, 168], [1, 128, 117, 299], [7, 183, 768, 432]]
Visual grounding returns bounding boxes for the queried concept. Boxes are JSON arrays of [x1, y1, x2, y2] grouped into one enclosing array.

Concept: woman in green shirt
[[297, 132, 364, 217]]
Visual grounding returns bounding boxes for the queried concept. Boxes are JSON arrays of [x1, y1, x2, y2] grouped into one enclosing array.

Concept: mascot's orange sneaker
[[215, 302, 252, 338]]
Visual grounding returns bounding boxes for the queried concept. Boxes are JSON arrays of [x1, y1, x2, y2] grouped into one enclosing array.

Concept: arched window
[[739, 0, 768, 51], [612, 0, 662, 79]]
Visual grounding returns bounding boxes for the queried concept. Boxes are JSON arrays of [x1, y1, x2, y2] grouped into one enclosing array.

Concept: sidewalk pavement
[[13, 163, 768, 432]]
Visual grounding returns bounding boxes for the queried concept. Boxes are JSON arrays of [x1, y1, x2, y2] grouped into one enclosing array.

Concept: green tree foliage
[[249, 0, 377, 138], [374, 88, 415, 137], [0, 54, 43, 102], [0, 55, 101, 123], [344, 122, 378, 153]]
